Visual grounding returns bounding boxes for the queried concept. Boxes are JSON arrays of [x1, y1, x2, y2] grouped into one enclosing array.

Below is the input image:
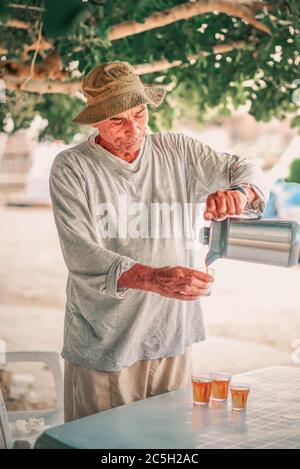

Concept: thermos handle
[[212, 209, 262, 221], [241, 209, 262, 219]]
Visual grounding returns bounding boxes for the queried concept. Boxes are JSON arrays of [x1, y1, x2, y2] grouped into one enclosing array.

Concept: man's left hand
[[204, 189, 248, 221]]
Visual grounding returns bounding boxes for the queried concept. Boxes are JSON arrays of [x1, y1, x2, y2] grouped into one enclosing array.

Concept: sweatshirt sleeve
[[49, 153, 137, 299], [179, 134, 270, 214]]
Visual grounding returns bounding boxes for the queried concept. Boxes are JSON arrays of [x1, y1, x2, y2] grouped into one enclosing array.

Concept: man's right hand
[[118, 263, 214, 301]]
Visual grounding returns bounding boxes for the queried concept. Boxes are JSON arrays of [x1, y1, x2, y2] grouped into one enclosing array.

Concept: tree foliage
[[0, 0, 299, 143]]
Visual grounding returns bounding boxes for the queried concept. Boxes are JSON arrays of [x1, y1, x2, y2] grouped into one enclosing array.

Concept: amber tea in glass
[[230, 384, 250, 411], [210, 372, 232, 401], [191, 375, 213, 406]]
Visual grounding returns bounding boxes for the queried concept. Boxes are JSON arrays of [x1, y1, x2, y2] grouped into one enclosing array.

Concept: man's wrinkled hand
[[149, 265, 214, 301], [204, 189, 248, 221], [118, 263, 214, 300]]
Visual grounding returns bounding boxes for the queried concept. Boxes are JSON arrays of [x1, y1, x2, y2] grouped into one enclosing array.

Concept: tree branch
[[2, 75, 81, 94], [20, 20, 43, 90], [135, 41, 245, 74], [1, 41, 245, 94], [108, 0, 271, 40], [1, 1, 272, 35], [8, 3, 45, 12], [2, 18, 28, 29]]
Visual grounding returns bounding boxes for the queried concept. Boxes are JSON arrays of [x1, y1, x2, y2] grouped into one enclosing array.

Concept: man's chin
[[122, 140, 140, 150]]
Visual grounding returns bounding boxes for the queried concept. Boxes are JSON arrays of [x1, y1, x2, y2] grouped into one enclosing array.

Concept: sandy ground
[[0, 206, 299, 409]]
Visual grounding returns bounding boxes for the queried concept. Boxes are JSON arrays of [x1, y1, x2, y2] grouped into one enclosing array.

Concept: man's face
[[92, 104, 148, 153]]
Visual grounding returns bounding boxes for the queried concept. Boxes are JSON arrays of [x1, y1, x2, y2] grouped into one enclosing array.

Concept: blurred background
[[0, 0, 300, 414]]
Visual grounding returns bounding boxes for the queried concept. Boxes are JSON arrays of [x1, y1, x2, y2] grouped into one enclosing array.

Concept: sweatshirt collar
[[86, 131, 150, 175]]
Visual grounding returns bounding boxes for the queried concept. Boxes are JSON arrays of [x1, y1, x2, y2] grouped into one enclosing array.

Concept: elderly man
[[49, 61, 269, 422]]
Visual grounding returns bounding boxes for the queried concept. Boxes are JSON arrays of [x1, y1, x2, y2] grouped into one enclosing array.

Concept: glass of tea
[[230, 383, 251, 411], [191, 375, 213, 406], [210, 372, 232, 401], [197, 267, 215, 296]]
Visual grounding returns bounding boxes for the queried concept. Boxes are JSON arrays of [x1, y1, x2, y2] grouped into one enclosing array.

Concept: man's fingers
[[175, 276, 210, 289], [192, 270, 214, 283], [172, 290, 208, 301], [204, 211, 213, 220], [175, 282, 210, 295], [176, 287, 203, 296], [206, 196, 217, 212], [214, 192, 227, 215], [205, 196, 217, 219], [231, 191, 247, 215], [226, 191, 236, 215], [205, 192, 228, 219], [205, 190, 248, 219]]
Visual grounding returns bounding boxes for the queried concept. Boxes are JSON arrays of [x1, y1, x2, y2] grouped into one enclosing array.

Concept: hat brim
[[72, 85, 167, 125]]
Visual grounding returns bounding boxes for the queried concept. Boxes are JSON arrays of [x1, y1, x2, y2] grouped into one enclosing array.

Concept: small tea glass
[[210, 372, 232, 401], [230, 383, 251, 411], [197, 267, 215, 296], [191, 375, 213, 406]]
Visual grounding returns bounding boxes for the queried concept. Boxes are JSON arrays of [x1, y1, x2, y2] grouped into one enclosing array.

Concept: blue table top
[[35, 366, 300, 449]]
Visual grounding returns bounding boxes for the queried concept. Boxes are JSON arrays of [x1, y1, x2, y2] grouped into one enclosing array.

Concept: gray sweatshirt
[[49, 131, 269, 372]]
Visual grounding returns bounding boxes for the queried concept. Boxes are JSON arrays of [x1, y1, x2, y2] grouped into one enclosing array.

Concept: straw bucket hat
[[72, 61, 167, 125]]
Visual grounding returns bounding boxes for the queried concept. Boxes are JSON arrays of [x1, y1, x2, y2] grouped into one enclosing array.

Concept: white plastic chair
[[0, 388, 32, 449], [2, 351, 64, 448], [0, 387, 13, 449]]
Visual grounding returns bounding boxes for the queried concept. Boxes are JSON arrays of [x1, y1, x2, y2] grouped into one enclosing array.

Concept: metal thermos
[[201, 210, 300, 268]]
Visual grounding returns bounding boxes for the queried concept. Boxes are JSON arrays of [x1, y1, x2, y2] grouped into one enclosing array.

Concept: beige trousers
[[64, 345, 193, 422]]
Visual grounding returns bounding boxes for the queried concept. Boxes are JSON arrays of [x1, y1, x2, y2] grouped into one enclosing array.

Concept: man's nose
[[125, 120, 139, 135]]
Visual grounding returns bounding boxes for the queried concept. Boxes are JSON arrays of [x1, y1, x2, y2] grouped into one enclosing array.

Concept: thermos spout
[[201, 227, 210, 245]]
